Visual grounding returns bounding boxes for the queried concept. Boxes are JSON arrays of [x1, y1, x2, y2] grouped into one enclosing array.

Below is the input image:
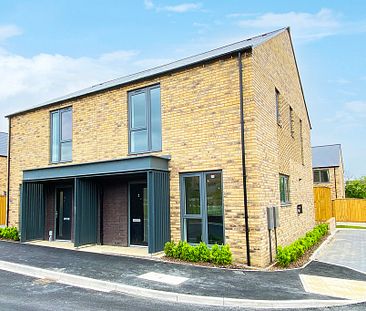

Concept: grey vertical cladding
[[20, 182, 45, 242], [74, 178, 99, 247], [148, 171, 170, 253]]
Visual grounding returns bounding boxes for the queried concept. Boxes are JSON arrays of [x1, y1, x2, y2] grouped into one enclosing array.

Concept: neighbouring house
[[6, 27, 314, 267], [312, 144, 345, 199], [0, 132, 8, 196]]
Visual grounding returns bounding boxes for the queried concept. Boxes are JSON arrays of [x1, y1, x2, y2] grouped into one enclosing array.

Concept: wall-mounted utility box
[[297, 204, 303, 215], [273, 206, 280, 228], [267, 207, 274, 230]]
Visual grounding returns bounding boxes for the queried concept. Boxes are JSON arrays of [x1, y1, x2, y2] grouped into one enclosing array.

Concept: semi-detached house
[[6, 27, 315, 267]]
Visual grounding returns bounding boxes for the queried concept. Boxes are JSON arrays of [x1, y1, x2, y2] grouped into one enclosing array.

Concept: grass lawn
[[336, 225, 366, 229]]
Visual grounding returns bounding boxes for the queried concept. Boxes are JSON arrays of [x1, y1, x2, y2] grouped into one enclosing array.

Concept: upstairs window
[[279, 174, 290, 205], [275, 88, 281, 125], [289, 106, 294, 137], [313, 169, 330, 183], [129, 85, 162, 153], [51, 107, 72, 163]]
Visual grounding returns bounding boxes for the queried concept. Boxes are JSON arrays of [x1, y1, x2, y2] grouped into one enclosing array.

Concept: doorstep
[[25, 240, 164, 259]]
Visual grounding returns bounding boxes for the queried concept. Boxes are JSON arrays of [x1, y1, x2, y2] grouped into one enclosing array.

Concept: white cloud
[[235, 9, 342, 42], [144, 0, 154, 10], [0, 25, 173, 131], [0, 25, 22, 42], [160, 3, 201, 13], [324, 100, 366, 129], [344, 100, 366, 115]]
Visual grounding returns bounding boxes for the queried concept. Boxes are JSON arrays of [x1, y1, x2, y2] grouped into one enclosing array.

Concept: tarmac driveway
[[315, 229, 366, 274]]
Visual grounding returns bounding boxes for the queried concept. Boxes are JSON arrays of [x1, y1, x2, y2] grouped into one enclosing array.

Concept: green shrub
[[276, 223, 328, 267], [164, 241, 232, 265], [0, 227, 19, 241]]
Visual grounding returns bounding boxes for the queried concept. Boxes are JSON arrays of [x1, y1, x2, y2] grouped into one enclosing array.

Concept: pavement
[[1, 269, 366, 311], [0, 229, 365, 309], [314, 229, 366, 273]]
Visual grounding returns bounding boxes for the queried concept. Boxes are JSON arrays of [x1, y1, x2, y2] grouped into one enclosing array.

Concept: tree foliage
[[345, 176, 366, 199]]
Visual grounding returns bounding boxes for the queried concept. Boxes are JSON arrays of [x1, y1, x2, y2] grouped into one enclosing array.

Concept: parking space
[[315, 230, 366, 274]]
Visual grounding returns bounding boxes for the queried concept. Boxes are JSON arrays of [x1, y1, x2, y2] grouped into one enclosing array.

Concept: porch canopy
[[20, 155, 170, 253]]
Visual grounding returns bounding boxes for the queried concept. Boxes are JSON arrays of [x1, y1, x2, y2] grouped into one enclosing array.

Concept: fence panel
[[314, 187, 332, 221], [333, 199, 366, 222], [0, 195, 6, 226]]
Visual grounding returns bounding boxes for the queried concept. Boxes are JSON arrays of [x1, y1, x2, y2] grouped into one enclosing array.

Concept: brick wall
[[0, 156, 7, 195], [101, 180, 128, 246], [250, 30, 315, 266]]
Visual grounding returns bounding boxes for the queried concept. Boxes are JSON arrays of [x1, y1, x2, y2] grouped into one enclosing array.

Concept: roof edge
[[7, 28, 287, 118]]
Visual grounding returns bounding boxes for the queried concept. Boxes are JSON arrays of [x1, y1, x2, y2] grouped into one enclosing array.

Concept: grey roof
[[312, 144, 343, 168], [7, 27, 287, 117], [0, 132, 8, 157]]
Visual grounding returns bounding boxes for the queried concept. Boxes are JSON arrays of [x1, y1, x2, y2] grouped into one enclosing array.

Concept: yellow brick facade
[[313, 165, 345, 200], [7, 29, 314, 267], [0, 156, 7, 195]]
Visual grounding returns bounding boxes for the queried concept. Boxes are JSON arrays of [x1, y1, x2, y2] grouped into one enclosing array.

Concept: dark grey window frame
[[180, 170, 224, 245], [50, 107, 72, 164], [275, 88, 281, 125], [279, 174, 290, 206], [289, 106, 294, 137], [313, 169, 330, 183], [128, 84, 161, 154]]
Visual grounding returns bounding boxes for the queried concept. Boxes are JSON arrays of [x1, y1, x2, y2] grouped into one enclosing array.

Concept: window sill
[[49, 160, 73, 165], [280, 202, 291, 207], [128, 149, 162, 156]]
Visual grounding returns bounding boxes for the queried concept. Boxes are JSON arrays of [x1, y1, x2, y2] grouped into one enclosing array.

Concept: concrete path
[[315, 230, 366, 273], [0, 240, 365, 309]]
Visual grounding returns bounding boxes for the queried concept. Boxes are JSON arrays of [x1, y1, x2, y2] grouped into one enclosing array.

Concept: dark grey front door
[[56, 188, 72, 240], [129, 183, 148, 246]]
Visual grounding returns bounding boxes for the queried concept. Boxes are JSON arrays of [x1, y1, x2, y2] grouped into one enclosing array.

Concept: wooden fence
[[314, 187, 366, 222], [0, 195, 6, 226]]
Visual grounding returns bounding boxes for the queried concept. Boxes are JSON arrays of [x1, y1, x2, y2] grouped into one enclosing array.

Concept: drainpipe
[[238, 51, 251, 266], [5, 118, 11, 227]]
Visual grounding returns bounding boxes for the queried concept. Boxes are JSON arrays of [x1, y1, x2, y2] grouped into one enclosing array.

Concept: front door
[[129, 183, 148, 246], [56, 187, 72, 240]]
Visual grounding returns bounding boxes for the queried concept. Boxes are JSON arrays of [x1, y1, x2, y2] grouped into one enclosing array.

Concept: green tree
[[345, 176, 366, 199]]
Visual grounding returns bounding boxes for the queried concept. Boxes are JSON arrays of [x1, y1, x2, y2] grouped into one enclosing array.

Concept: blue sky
[[0, 0, 365, 177]]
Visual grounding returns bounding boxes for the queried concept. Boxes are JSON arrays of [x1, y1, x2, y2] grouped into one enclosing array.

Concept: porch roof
[[23, 155, 170, 182]]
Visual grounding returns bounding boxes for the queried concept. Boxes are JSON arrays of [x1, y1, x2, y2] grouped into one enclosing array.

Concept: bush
[[276, 223, 328, 267], [0, 227, 20, 241], [164, 241, 232, 265], [346, 177, 366, 199]]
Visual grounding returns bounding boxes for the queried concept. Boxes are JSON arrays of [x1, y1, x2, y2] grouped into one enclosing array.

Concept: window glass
[[60, 141, 72, 162], [276, 89, 281, 124], [130, 130, 148, 153], [51, 108, 72, 163], [51, 112, 60, 162], [206, 172, 224, 244], [186, 219, 202, 243], [61, 110, 72, 141], [280, 175, 290, 204], [313, 170, 320, 183], [131, 92, 146, 129], [184, 176, 200, 215], [150, 87, 162, 151]]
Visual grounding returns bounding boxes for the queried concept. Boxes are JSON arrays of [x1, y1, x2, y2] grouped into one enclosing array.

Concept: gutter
[[6, 118, 11, 227], [238, 51, 251, 266]]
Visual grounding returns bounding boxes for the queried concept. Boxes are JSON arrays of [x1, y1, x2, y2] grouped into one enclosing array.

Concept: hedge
[[0, 227, 19, 241], [276, 223, 328, 267], [164, 241, 232, 265]]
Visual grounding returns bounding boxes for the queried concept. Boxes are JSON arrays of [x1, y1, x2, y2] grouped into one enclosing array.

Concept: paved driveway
[[315, 229, 366, 274]]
